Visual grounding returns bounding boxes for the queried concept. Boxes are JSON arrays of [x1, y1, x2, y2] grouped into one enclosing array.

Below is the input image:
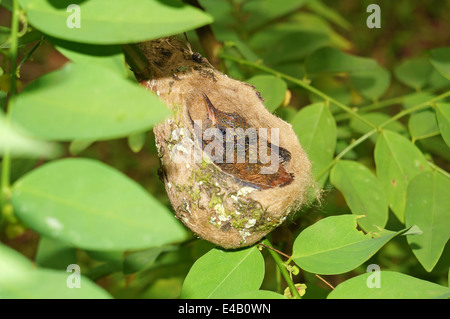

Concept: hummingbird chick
[[195, 93, 294, 190]]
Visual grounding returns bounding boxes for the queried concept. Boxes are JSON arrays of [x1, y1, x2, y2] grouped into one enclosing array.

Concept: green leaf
[[242, 0, 309, 31], [291, 102, 337, 186], [402, 91, 435, 109], [180, 247, 264, 299], [408, 110, 440, 141], [305, 0, 351, 30], [310, 76, 351, 105], [128, 132, 146, 153], [12, 63, 169, 141], [436, 103, 450, 147], [292, 215, 413, 275], [19, 0, 213, 44], [429, 47, 450, 80], [328, 271, 450, 299], [0, 113, 61, 158], [258, 30, 330, 66], [68, 139, 94, 155], [0, 243, 34, 278], [394, 57, 433, 90], [232, 290, 287, 299], [123, 247, 164, 275], [330, 161, 388, 232], [305, 47, 377, 75], [405, 171, 450, 271], [246, 75, 287, 112], [350, 64, 391, 101], [0, 244, 111, 298], [35, 237, 77, 270], [374, 130, 430, 223], [11, 158, 187, 251]]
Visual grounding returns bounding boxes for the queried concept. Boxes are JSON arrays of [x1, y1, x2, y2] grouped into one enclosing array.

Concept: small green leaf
[[402, 92, 435, 109], [374, 130, 430, 222], [35, 237, 77, 270], [328, 271, 450, 299], [330, 161, 388, 232], [436, 103, 450, 147], [123, 247, 164, 275], [292, 215, 411, 275], [12, 63, 169, 141], [405, 171, 450, 272], [242, 0, 309, 31], [408, 110, 440, 141], [350, 64, 390, 101], [20, 0, 213, 44], [69, 139, 94, 155], [429, 47, 450, 80], [291, 102, 336, 186], [180, 247, 264, 299], [128, 132, 147, 153], [305, 47, 377, 75], [12, 158, 187, 251], [246, 75, 287, 112], [394, 57, 433, 90]]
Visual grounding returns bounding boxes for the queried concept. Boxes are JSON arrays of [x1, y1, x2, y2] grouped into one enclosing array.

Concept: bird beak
[[202, 92, 217, 126]]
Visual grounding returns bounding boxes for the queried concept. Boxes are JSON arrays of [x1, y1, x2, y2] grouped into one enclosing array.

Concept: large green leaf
[[246, 75, 287, 112], [330, 161, 388, 232], [12, 63, 169, 141], [19, 0, 213, 44], [429, 47, 450, 80], [328, 271, 450, 299], [436, 103, 450, 147], [305, 47, 377, 75], [292, 215, 414, 275], [11, 158, 187, 251], [291, 102, 336, 186], [374, 130, 430, 223], [405, 171, 450, 272], [0, 243, 111, 298], [180, 247, 264, 299]]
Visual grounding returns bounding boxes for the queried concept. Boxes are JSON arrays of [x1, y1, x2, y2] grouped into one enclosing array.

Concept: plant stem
[[1, 0, 20, 211], [261, 238, 301, 299], [219, 53, 378, 129]]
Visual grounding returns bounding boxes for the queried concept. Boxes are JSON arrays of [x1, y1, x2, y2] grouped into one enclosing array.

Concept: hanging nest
[[133, 38, 313, 249]]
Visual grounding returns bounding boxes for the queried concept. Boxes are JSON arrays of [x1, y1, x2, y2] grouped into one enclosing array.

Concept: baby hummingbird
[[197, 93, 294, 190]]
